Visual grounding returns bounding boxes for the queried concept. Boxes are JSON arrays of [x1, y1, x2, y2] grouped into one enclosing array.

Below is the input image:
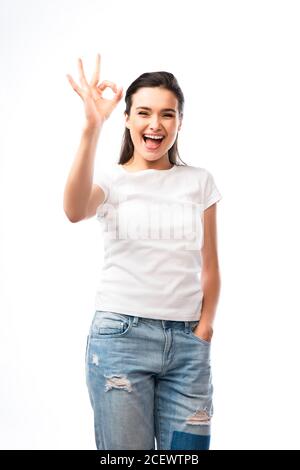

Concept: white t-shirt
[[93, 163, 222, 321]]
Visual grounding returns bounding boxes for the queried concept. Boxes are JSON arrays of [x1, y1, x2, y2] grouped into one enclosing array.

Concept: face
[[125, 87, 182, 164]]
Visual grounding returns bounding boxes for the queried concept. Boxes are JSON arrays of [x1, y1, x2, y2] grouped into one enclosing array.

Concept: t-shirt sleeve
[[93, 170, 110, 205], [203, 170, 222, 210]]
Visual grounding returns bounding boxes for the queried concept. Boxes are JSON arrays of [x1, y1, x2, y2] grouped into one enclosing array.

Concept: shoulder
[[95, 162, 121, 182], [176, 164, 213, 181]]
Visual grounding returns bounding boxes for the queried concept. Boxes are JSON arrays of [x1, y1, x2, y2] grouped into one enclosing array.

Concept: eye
[[138, 112, 173, 117]]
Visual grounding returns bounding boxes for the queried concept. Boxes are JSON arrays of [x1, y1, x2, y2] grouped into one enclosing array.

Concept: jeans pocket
[[188, 321, 211, 347], [90, 310, 132, 338]]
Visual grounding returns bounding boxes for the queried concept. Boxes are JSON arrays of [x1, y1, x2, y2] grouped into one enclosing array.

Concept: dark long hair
[[118, 71, 188, 167]]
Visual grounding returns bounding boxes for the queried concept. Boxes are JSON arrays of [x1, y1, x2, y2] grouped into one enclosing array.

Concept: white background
[[1, 0, 300, 450]]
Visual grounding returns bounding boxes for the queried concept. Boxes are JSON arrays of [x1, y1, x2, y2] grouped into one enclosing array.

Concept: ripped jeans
[[85, 310, 213, 450]]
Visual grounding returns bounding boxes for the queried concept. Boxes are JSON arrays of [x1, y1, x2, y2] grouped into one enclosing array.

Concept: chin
[[143, 155, 162, 162], [142, 151, 169, 161]]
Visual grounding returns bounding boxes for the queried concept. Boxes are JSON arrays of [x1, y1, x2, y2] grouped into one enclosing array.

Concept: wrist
[[83, 121, 104, 133], [195, 323, 214, 341]]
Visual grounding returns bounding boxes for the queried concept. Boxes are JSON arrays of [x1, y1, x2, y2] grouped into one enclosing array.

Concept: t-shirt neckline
[[118, 164, 177, 175]]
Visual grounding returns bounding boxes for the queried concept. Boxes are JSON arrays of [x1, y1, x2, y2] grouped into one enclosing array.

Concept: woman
[[64, 54, 222, 450]]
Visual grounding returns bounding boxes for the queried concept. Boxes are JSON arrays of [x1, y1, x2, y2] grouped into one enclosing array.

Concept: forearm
[[196, 268, 221, 338], [63, 122, 103, 222]]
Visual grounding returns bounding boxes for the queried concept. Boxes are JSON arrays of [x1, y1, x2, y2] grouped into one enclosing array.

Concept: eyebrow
[[136, 106, 176, 113]]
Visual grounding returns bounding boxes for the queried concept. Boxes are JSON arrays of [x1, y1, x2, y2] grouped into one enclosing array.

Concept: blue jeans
[[85, 310, 213, 450]]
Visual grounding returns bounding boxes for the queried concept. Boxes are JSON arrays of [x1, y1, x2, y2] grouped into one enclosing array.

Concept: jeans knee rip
[[185, 407, 212, 425], [104, 374, 132, 393]]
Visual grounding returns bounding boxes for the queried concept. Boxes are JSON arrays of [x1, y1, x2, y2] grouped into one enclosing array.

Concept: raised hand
[[66, 53, 123, 127]]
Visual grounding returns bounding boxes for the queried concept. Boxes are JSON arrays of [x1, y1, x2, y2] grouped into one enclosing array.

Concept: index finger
[[77, 57, 89, 88], [90, 53, 101, 87]]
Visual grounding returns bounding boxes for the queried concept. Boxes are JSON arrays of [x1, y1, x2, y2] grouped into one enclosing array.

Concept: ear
[[124, 112, 130, 130]]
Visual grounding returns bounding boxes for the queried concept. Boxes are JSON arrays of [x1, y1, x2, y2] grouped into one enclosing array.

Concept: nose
[[149, 115, 162, 131]]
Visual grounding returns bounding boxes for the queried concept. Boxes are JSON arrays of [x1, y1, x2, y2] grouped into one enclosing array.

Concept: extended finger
[[77, 57, 89, 88], [90, 53, 101, 87], [66, 74, 83, 98]]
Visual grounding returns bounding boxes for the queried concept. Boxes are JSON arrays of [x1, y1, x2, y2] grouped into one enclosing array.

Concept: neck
[[124, 155, 173, 171]]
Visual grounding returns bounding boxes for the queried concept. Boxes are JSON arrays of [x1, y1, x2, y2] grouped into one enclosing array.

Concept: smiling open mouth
[[142, 135, 165, 151]]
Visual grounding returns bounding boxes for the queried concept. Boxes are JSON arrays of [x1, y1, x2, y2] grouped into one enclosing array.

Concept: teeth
[[143, 134, 164, 140]]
